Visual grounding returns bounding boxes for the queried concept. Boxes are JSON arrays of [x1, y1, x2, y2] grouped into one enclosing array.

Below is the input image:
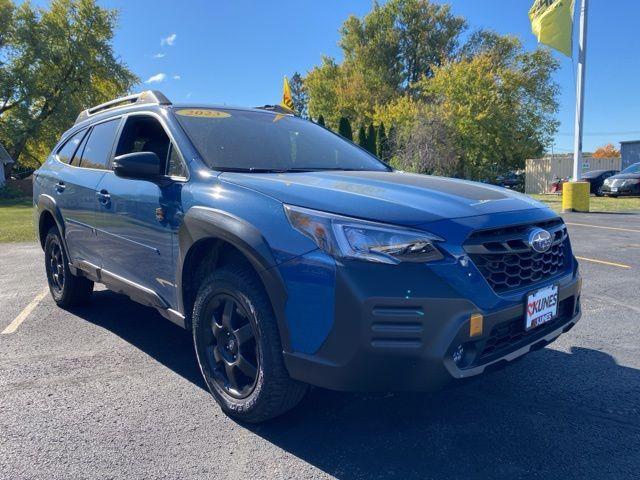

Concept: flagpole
[[572, 0, 588, 181]]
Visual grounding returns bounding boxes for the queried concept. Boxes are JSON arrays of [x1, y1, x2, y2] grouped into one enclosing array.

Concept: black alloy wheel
[[46, 238, 66, 294], [192, 264, 308, 423], [205, 293, 259, 399], [43, 225, 94, 307]]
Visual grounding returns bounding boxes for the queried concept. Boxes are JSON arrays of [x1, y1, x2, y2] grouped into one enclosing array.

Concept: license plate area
[[525, 284, 559, 330]]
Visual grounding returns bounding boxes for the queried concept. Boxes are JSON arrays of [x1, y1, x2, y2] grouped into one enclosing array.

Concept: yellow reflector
[[470, 314, 483, 337]]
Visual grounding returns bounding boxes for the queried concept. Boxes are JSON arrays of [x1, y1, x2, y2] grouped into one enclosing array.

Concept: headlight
[[284, 204, 444, 264], [604, 178, 613, 185]]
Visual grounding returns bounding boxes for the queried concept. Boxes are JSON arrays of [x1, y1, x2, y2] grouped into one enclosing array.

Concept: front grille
[[464, 219, 571, 293], [476, 297, 574, 363]]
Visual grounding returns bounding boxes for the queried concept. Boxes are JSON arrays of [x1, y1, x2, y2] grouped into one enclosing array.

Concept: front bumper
[[284, 260, 582, 392], [602, 183, 640, 196]]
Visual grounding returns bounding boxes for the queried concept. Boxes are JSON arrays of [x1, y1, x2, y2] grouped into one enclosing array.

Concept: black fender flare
[[177, 206, 291, 351], [36, 194, 68, 252]]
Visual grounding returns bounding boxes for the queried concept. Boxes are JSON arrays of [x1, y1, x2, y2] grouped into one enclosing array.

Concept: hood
[[220, 170, 545, 226], [582, 170, 607, 179], [608, 172, 640, 180]]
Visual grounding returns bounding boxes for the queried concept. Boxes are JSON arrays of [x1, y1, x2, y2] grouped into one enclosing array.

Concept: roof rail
[[254, 104, 295, 115], [74, 90, 171, 125]]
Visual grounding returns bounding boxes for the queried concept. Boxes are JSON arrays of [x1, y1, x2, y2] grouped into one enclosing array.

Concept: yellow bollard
[[562, 181, 590, 212]]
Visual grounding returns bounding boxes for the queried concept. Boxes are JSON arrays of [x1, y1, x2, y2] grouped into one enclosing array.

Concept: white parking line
[[1, 288, 49, 335]]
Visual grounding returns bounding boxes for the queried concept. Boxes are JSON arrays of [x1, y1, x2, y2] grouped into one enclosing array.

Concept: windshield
[[173, 108, 389, 172], [621, 162, 640, 174]]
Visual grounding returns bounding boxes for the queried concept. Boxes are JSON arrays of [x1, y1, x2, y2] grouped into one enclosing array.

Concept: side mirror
[[113, 152, 162, 182]]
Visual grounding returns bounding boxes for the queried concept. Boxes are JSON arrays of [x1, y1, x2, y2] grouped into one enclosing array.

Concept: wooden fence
[[525, 155, 621, 194]]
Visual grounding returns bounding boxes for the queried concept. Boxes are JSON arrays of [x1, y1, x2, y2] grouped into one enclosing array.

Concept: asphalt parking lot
[[1, 212, 639, 480]]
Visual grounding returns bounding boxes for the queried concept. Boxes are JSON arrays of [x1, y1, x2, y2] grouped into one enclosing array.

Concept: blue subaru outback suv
[[34, 91, 582, 422]]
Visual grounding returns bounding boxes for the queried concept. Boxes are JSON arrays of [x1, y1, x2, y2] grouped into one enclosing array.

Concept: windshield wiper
[[216, 167, 289, 173], [281, 167, 375, 172], [217, 166, 390, 174]]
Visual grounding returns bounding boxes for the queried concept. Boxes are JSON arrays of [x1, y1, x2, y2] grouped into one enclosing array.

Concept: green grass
[[530, 194, 640, 213], [0, 198, 36, 243]]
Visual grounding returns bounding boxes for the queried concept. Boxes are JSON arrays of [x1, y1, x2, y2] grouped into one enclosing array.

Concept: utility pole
[[572, 0, 589, 181]]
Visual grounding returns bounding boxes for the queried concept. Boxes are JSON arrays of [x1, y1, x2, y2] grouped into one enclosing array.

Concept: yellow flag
[[281, 76, 295, 112], [529, 0, 575, 57]]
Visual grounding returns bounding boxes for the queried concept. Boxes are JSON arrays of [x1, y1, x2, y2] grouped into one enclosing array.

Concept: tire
[[44, 226, 94, 307], [595, 186, 604, 197], [192, 263, 308, 423]]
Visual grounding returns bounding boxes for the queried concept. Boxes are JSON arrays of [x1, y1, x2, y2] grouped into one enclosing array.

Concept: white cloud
[[160, 33, 176, 47], [152, 53, 165, 59], [172, 75, 181, 80], [145, 73, 167, 84]]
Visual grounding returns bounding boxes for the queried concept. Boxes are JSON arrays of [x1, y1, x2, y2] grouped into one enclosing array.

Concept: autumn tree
[[0, 0, 138, 168], [305, 0, 465, 126], [418, 35, 559, 180], [593, 143, 620, 158], [288, 72, 308, 118], [304, 3, 559, 179], [393, 106, 459, 175]]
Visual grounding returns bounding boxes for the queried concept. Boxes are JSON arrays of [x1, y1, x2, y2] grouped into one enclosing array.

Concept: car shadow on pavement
[[70, 289, 207, 391], [73, 290, 640, 480]]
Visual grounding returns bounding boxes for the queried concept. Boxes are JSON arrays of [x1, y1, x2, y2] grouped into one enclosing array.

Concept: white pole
[[572, 0, 589, 181]]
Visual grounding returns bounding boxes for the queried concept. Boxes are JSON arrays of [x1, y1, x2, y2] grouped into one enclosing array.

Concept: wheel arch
[[37, 194, 67, 251], [177, 207, 291, 351]]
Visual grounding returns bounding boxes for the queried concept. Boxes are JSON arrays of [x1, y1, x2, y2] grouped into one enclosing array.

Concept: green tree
[[387, 124, 397, 154], [305, 0, 466, 126], [0, 0, 138, 167], [338, 117, 353, 141], [419, 37, 559, 180], [316, 114, 326, 127], [288, 71, 308, 118], [357, 125, 367, 149], [366, 124, 377, 154], [394, 109, 459, 175], [376, 123, 390, 161]]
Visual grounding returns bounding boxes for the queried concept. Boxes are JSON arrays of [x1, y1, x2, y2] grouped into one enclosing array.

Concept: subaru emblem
[[528, 228, 552, 253]]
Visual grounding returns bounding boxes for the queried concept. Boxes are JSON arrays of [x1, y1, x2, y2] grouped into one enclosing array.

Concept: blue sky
[[28, 0, 640, 152]]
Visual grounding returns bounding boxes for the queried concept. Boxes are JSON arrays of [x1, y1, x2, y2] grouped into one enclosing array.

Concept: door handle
[[96, 189, 111, 206], [55, 181, 66, 193]]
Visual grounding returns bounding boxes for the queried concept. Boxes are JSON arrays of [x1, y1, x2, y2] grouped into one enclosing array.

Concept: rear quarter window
[[77, 119, 120, 170], [56, 129, 87, 164]]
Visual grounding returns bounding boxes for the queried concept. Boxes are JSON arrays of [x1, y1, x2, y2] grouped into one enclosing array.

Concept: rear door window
[[78, 119, 120, 170], [56, 129, 87, 164]]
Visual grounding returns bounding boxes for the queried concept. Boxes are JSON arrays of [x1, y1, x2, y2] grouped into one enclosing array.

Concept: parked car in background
[[601, 162, 640, 197], [581, 169, 619, 196], [33, 91, 582, 422], [495, 171, 525, 192]]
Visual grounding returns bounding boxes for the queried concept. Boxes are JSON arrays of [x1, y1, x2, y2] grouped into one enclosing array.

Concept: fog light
[[470, 313, 483, 337], [452, 344, 464, 365]]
